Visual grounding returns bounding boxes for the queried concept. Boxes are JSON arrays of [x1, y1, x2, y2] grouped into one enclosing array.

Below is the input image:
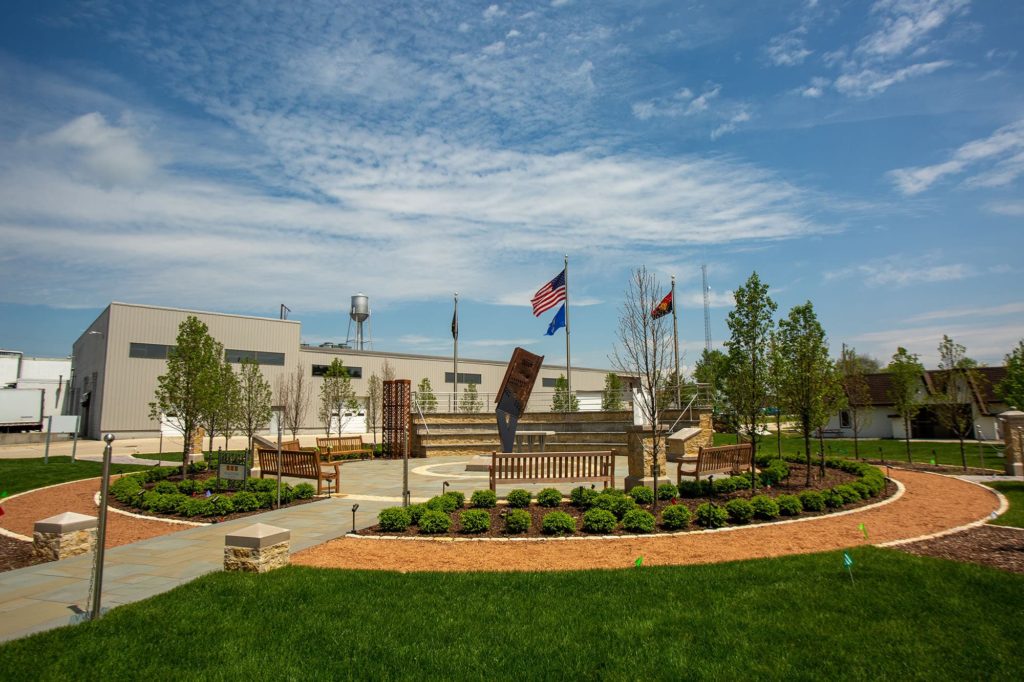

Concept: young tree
[[693, 348, 733, 432], [366, 373, 382, 446], [149, 316, 223, 479], [777, 302, 834, 485], [722, 271, 777, 491], [218, 362, 242, 450], [610, 267, 673, 488], [236, 358, 272, 459], [415, 377, 438, 413], [601, 372, 623, 410], [931, 335, 978, 471], [766, 330, 785, 458], [552, 374, 580, 412], [997, 340, 1024, 409], [838, 344, 873, 459], [887, 347, 925, 463], [460, 382, 483, 412], [278, 363, 310, 439], [198, 345, 228, 458], [318, 359, 356, 435]]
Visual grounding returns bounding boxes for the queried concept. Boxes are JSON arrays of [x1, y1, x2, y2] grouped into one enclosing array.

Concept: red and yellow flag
[[651, 291, 673, 319]]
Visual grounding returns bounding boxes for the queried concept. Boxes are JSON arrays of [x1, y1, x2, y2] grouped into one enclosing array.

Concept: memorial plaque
[[495, 347, 544, 453]]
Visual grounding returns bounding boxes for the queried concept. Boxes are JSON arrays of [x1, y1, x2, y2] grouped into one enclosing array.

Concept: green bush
[[850, 481, 871, 500], [153, 481, 178, 495], [277, 483, 295, 505], [657, 483, 679, 500], [140, 491, 164, 511], [622, 509, 656, 533], [570, 486, 599, 508], [581, 508, 618, 533], [378, 507, 412, 532], [470, 489, 497, 509], [445, 490, 466, 509], [177, 479, 200, 496], [418, 510, 452, 534], [504, 509, 531, 534], [677, 480, 707, 498], [179, 498, 213, 517], [541, 511, 576, 535], [824, 491, 845, 509], [759, 460, 790, 487], [776, 494, 803, 516], [712, 477, 737, 495], [230, 491, 260, 513], [407, 503, 427, 525], [144, 466, 176, 483], [798, 490, 826, 512], [594, 492, 637, 520], [156, 493, 189, 514], [459, 509, 491, 534], [628, 486, 655, 505], [506, 489, 532, 508], [252, 479, 277, 493], [110, 477, 142, 503], [750, 495, 780, 520], [537, 488, 563, 507], [695, 502, 728, 528], [293, 483, 316, 500], [208, 495, 234, 515], [725, 498, 755, 524], [256, 492, 275, 509], [834, 484, 862, 504], [600, 487, 625, 497], [660, 504, 692, 530], [426, 495, 459, 513]]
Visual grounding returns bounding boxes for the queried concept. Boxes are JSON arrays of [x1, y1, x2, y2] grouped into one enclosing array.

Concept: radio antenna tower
[[702, 263, 712, 352]]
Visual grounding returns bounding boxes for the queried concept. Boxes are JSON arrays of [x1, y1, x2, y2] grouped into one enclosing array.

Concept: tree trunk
[[749, 414, 758, 494], [804, 429, 811, 487], [852, 408, 860, 460], [959, 435, 967, 472], [904, 417, 912, 463], [775, 412, 782, 458], [818, 430, 825, 478], [181, 427, 191, 480]]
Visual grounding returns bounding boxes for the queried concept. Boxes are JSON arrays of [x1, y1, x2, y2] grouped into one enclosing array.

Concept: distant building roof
[[850, 366, 1007, 411]]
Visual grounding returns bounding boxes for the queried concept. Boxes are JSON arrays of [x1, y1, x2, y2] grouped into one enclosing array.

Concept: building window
[[312, 364, 362, 378], [839, 410, 852, 429], [129, 342, 172, 359], [542, 378, 558, 388], [225, 349, 286, 366], [445, 372, 482, 385]]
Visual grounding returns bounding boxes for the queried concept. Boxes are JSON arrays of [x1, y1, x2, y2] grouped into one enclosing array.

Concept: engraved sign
[[495, 348, 544, 453]]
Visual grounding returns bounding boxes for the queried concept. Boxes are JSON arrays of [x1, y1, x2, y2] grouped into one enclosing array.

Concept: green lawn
[[988, 481, 1024, 528], [0, 548, 1021, 679], [0, 457, 151, 496], [131, 451, 183, 462], [714, 432, 1003, 470]]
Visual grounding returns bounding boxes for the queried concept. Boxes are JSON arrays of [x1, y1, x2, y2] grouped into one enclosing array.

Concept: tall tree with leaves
[[997, 340, 1024, 410], [723, 272, 777, 492], [236, 358, 272, 461], [601, 372, 623, 410], [931, 335, 978, 471], [694, 348, 734, 434], [198, 346, 229, 458], [776, 302, 835, 485], [887, 347, 925, 463], [318, 359, 356, 435], [460, 382, 483, 412], [415, 377, 438, 413], [552, 374, 580, 412], [217, 362, 241, 450], [766, 330, 786, 458], [366, 373, 382, 446], [838, 344, 873, 459], [149, 316, 223, 479]]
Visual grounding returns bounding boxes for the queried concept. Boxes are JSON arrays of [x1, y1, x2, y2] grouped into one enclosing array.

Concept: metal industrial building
[[70, 302, 616, 439]]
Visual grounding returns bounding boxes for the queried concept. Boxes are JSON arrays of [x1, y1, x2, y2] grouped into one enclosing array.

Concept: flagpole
[[564, 254, 572, 402], [672, 275, 680, 409], [453, 292, 459, 413]]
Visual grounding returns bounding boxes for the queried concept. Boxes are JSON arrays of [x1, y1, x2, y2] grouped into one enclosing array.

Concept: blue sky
[[1, 0, 1022, 370]]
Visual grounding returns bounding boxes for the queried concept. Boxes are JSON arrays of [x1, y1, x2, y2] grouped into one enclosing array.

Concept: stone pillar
[[999, 410, 1024, 477], [224, 523, 290, 573], [624, 426, 670, 491], [32, 512, 98, 561]]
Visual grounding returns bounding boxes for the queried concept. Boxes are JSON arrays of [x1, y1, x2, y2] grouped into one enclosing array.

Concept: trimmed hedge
[[799, 490, 826, 512], [506, 489, 532, 508], [470, 489, 498, 509], [418, 510, 452, 534], [628, 486, 655, 505], [725, 498, 755, 524], [695, 502, 728, 528], [541, 511, 575, 535], [660, 504, 692, 530], [776, 494, 803, 516], [570, 486, 599, 508], [537, 488, 563, 507], [750, 495, 780, 520], [594, 492, 637, 520], [581, 508, 618, 534], [504, 509, 531, 534], [378, 507, 412, 532], [459, 509, 490, 534], [657, 483, 679, 501], [621, 509, 656, 533]]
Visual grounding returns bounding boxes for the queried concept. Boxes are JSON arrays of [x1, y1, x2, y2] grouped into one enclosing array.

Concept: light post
[[351, 503, 359, 534], [271, 405, 284, 509], [90, 433, 114, 620]]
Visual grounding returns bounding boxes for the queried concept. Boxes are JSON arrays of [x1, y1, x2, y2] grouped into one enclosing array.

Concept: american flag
[[531, 268, 566, 317]]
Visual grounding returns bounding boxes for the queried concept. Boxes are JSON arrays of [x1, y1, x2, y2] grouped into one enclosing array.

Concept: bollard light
[[90, 433, 115, 621], [442, 480, 450, 496], [351, 503, 359, 534]]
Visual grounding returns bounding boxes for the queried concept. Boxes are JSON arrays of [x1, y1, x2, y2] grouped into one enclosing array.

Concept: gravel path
[[292, 469, 1000, 572]]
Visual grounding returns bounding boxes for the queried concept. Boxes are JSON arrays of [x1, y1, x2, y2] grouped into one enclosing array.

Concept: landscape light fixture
[[90, 433, 115, 621], [442, 480, 450, 496], [351, 503, 360, 534]]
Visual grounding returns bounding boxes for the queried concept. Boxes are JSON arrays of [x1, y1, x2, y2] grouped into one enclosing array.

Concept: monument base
[[1006, 461, 1023, 477], [465, 454, 494, 472], [624, 474, 672, 491]]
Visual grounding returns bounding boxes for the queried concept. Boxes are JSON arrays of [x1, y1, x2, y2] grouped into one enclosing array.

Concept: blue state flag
[[545, 304, 566, 336]]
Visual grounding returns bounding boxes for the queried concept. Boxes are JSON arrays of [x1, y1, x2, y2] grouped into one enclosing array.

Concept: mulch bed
[[897, 525, 1024, 574], [0, 534, 48, 573]]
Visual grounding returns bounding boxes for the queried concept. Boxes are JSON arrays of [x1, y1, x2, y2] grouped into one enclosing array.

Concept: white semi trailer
[[0, 388, 44, 431]]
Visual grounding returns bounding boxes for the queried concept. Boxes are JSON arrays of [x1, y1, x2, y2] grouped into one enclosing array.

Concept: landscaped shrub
[[504, 509, 530, 534], [677, 480, 707, 498], [628, 486, 655, 505], [731, 473, 753, 490], [660, 504, 692, 530], [582, 508, 618, 533], [834, 484, 862, 504], [407, 503, 427, 525], [277, 484, 295, 504], [252, 479, 277, 494], [695, 502, 728, 528], [110, 477, 142, 503], [144, 467, 176, 483], [256, 492, 275, 509], [823, 490, 845, 509], [725, 498, 755, 524], [156, 493, 189, 514], [541, 511, 575, 535], [850, 481, 871, 500], [177, 479, 200, 496], [153, 481, 178, 495], [180, 498, 213, 517], [230, 491, 260, 512], [537, 488, 563, 507], [445, 491, 466, 509], [750, 495, 780, 520], [760, 460, 790, 486], [470, 489, 497, 509], [202, 478, 228, 493], [657, 483, 678, 500], [459, 509, 490, 534], [208, 495, 234, 515], [418, 510, 452, 534], [776, 494, 803, 516], [378, 506, 412, 532], [712, 477, 737, 495], [570, 486, 599, 508], [140, 491, 163, 511], [622, 509, 656, 533], [798, 490, 826, 512], [594, 492, 637, 520], [293, 483, 316, 500], [427, 495, 459, 513], [506, 489, 532, 508]]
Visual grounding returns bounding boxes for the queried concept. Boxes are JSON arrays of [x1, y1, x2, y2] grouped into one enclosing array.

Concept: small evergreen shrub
[[256, 492, 275, 509], [799, 490, 826, 512], [834, 484, 862, 504], [712, 477, 737, 495], [180, 498, 212, 517], [731, 473, 753, 490], [725, 498, 755, 524], [850, 481, 871, 500], [144, 467, 176, 483], [110, 477, 142, 503], [157, 493, 189, 514], [621, 509, 656, 533], [759, 460, 790, 486], [695, 502, 728, 528], [418, 510, 452, 534], [541, 511, 576, 535], [230, 491, 260, 512], [594, 492, 637, 520], [252, 479, 277, 493], [470, 489, 497, 509], [445, 491, 466, 509], [153, 481, 178, 495], [823, 490, 845, 509], [677, 480, 705, 498], [140, 491, 163, 511], [750, 495, 780, 520], [570, 486, 599, 508], [660, 504, 692, 530], [293, 483, 316, 499], [378, 506, 412, 532], [407, 503, 427, 525], [537, 488, 563, 507], [657, 483, 679, 501], [504, 509, 531, 534], [459, 509, 491, 534], [177, 479, 200, 495], [427, 495, 459, 513], [628, 486, 655, 505], [506, 489, 531, 508], [582, 508, 618, 533], [776, 494, 803, 516], [208, 495, 234, 515]]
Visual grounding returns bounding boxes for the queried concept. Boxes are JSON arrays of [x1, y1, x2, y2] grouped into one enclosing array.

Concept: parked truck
[[0, 388, 44, 431]]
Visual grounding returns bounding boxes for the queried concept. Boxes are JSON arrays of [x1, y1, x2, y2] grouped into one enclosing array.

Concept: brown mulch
[[293, 469, 1000, 573], [0, 534, 47, 573], [897, 525, 1024, 574]]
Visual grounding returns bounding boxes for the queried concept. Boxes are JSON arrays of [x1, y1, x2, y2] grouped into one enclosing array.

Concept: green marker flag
[[929, 458, 936, 465], [635, 556, 643, 567], [843, 552, 854, 584], [858, 523, 868, 540]]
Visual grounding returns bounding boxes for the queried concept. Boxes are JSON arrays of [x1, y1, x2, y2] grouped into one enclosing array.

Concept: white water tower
[[348, 293, 370, 350]]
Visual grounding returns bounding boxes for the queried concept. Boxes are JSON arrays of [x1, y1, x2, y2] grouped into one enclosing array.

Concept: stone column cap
[[998, 409, 1024, 419], [34, 511, 98, 534], [225, 523, 290, 549]]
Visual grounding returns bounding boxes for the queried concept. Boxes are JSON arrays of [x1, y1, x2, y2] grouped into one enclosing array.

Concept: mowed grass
[[0, 457, 150, 496], [988, 481, 1024, 528], [1, 548, 1022, 680], [714, 432, 1004, 470]]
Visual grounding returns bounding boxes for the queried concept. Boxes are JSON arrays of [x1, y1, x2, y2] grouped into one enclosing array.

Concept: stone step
[[417, 441, 628, 458], [416, 431, 630, 446]]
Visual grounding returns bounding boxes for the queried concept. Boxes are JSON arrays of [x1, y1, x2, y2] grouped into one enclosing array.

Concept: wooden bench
[[316, 436, 372, 461], [489, 450, 614, 493], [677, 444, 752, 483], [815, 428, 842, 439], [257, 448, 340, 496]]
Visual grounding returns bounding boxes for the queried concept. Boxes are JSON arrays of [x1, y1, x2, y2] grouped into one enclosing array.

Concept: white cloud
[[906, 302, 1024, 323], [765, 29, 812, 67], [38, 112, 156, 186], [798, 77, 831, 98], [986, 201, 1024, 216], [825, 255, 973, 287], [857, 0, 970, 59], [482, 41, 506, 56], [483, 5, 504, 22], [630, 83, 726, 122], [849, 321, 1024, 366], [710, 109, 751, 140], [833, 60, 951, 97]]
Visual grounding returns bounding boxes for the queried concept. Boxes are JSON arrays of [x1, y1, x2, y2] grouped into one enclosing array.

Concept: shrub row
[[109, 474, 315, 518]]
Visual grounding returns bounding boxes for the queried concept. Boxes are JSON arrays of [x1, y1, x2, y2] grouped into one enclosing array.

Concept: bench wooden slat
[[489, 450, 614, 493], [677, 444, 753, 483], [257, 448, 341, 496], [315, 436, 372, 461]]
